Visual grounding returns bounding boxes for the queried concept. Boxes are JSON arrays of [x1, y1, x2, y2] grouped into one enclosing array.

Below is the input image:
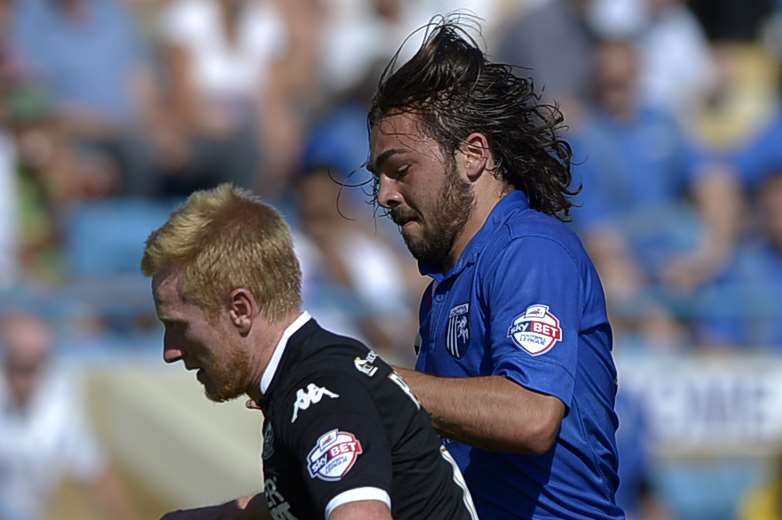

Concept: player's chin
[[402, 228, 426, 253], [203, 377, 243, 403]]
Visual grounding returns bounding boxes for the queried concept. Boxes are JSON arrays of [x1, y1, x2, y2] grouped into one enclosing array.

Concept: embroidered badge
[[291, 384, 339, 423], [306, 429, 363, 481], [507, 304, 563, 356], [446, 303, 470, 359]]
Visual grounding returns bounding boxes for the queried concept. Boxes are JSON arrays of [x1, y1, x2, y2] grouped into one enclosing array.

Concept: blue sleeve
[[730, 115, 782, 188], [481, 236, 583, 408]]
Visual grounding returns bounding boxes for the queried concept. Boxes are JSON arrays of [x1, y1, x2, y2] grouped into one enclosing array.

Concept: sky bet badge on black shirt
[[260, 317, 478, 520]]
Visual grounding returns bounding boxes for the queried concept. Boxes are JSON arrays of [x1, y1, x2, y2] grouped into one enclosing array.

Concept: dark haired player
[[367, 19, 625, 519]]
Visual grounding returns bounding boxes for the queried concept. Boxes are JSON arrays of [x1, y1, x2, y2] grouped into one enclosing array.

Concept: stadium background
[[2, 0, 782, 518]]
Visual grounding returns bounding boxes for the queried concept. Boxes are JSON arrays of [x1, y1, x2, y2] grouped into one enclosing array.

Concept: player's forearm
[[160, 495, 270, 519], [330, 500, 392, 520], [694, 167, 742, 261], [235, 494, 271, 519], [396, 368, 563, 455]]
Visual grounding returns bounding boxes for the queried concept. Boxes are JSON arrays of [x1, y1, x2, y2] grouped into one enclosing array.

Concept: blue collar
[[420, 190, 530, 282]]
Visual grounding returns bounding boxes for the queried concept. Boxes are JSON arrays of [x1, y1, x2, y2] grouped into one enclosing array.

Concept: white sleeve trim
[[324, 486, 391, 520]]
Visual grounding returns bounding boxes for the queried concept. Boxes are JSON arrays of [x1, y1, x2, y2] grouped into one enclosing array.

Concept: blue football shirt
[[415, 191, 624, 519]]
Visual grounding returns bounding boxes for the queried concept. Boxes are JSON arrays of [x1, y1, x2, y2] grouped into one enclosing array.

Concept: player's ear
[[458, 133, 491, 182], [228, 288, 257, 336]]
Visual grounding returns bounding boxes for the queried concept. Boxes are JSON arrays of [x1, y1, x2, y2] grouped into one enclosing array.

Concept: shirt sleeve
[[481, 236, 584, 408], [279, 371, 392, 518]]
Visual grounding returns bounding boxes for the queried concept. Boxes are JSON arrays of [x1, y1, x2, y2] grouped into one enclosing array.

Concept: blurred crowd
[[2, 0, 782, 518]]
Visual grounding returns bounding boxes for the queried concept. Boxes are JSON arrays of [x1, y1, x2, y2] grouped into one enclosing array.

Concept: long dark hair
[[368, 16, 578, 220]]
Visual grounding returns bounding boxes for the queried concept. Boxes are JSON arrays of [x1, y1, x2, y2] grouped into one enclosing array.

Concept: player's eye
[[394, 164, 410, 178]]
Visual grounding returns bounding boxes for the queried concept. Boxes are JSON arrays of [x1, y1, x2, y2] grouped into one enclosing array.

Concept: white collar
[[260, 311, 311, 394]]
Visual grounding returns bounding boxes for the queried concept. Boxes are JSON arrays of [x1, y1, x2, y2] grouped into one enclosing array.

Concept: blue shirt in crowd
[[11, 0, 148, 124], [569, 107, 707, 277], [415, 191, 624, 519], [696, 240, 782, 348], [730, 111, 782, 189]]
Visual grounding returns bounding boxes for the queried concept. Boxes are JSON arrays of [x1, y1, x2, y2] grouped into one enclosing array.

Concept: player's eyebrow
[[159, 316, 186, 326], [367, 148, 406, 174]]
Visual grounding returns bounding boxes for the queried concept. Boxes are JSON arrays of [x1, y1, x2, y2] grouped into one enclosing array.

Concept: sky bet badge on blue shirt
[[507, 304, 562, 356]]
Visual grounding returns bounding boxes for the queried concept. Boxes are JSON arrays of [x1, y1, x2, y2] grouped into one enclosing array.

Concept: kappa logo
[[507, 304, 563, 356], [446, 303, 470, 359], [306, 429, 363, 482], [291, 384, 339, 423], [354, 351, 379, 377]]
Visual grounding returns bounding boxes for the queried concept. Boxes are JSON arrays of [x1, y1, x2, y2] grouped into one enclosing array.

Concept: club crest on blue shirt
[[446, 303, 470, 359], [507, 304, 562, 356]]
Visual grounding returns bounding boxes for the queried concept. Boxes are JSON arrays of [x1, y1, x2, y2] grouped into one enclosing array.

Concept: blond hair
[[141, 184, 302, 320]]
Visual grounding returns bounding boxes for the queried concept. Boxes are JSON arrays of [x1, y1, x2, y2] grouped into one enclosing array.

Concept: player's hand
[[160, 503, 238, 520], [160, 496, 266, 520]]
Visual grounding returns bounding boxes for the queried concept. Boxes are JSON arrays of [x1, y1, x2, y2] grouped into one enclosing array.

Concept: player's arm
[[396, 368, 564, 455], [662, 163, 742, 288], [282, 371, 393, 520], [330, 500, 392, 520], [160, 494, 271, 519], [404, 236, 583, 455]]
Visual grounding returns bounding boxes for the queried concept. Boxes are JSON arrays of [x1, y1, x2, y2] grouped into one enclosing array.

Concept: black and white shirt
[[259, 312, 478, 520]]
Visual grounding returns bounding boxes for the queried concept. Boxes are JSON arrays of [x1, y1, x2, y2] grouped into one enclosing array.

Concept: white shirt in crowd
[[0, 373, 106, 520]]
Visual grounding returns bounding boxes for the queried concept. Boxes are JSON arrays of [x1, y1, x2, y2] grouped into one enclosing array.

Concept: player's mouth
[[393, 215, 419, 229], [391, 208, 419, 228]]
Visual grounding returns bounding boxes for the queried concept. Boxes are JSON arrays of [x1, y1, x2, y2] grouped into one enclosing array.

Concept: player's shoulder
[[270, 351, 391, 434], [294, 325, 386, 377], [272, 328, 390, 408], [486, 209, 589, 268]]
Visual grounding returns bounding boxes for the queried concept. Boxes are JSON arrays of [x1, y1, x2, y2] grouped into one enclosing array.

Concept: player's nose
[[163, 346, 182, 363], [163, 332, 184, 364], [163, 344, 184, 364], [377, 176, 402, 209]]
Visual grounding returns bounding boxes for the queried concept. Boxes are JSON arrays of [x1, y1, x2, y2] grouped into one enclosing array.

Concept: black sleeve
[[278, 370, 392, 518]]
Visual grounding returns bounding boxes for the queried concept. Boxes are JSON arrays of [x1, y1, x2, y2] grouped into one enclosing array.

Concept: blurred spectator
[[615, 389, 672, 520], [695, 172, 782, 349], [639, 0, 717, 121], [10, 0, 166, 197], [293, 166, 417, 363], [0, 310, 137, 520], [321, 0, 501, 101], [0, 0, 18, 288], [495, 0, 593, 114], [728, 109, 782, 191], [0, 129, 16, 290], [588, 0, 717, 121], [158, 0, 318, 196], [690, 0, 775, 42], [570, 38, 739, 346]]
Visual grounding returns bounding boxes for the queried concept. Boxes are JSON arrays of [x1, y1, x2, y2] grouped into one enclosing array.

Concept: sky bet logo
[[307, 429, 363, 482], [507, 304, 563, 356]]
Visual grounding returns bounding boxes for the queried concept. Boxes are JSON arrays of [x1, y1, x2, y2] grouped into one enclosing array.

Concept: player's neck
[[245, 310, 302, 403], [444, 183, 511, 271]]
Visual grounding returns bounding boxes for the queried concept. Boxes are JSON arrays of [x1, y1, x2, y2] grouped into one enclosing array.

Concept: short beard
[[202, 350, 251, 403], [403, 163, 474, 269]]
